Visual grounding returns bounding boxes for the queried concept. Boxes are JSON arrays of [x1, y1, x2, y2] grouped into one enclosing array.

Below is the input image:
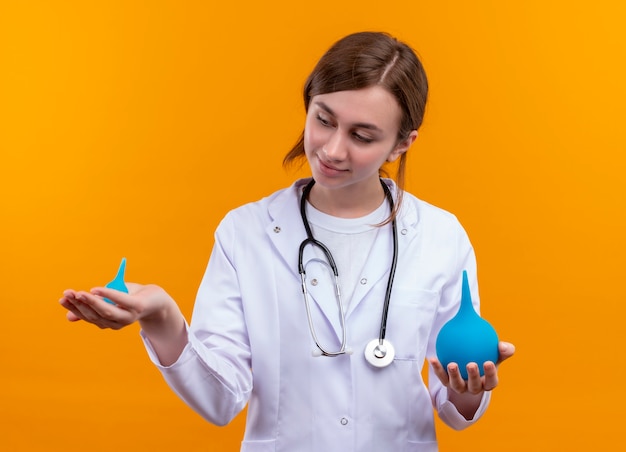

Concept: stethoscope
[[298, 178, 398, 368]]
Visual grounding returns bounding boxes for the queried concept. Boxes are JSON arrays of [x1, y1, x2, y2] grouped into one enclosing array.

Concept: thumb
[[124, 282, 144, 294], [90, 286, 136, 307], [498, 341, 516, 363]]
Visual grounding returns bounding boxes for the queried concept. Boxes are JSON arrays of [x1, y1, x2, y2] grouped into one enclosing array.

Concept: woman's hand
[[429, 341, 515, 394], [59, 283, 175, 330], [428, 341, 515, 419]]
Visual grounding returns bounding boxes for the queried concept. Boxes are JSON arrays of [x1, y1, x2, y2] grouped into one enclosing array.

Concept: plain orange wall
[[1, 1, 625, 450]]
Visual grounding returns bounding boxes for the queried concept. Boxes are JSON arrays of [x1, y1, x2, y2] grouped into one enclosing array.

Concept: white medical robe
[[142, 178, 491, 451]]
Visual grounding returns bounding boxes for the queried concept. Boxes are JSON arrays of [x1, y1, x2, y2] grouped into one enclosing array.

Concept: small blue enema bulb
[[103, 257, 129, 304], [435, 270, 499, 379]]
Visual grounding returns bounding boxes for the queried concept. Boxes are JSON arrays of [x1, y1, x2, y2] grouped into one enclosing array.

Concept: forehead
[[310, 86, 402, 131]]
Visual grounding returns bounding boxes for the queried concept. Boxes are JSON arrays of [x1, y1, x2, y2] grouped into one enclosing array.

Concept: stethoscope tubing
[[377, 182, 398, 345], [298, 179, 398, 360]]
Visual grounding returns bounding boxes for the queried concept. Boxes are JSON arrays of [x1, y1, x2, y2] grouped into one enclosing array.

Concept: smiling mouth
[[319, 158, 347, 172]]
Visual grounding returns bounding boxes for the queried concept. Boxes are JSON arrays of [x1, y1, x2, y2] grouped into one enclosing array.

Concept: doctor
[[60, 31, 515, 451]]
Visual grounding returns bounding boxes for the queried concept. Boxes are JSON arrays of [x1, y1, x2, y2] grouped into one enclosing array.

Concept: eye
[[352, 132, 374, 143], [316, 114, 333, 127]]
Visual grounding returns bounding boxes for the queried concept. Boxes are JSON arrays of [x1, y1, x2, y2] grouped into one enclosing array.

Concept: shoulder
[[384, 179, 463, 233], [226, 179, 305, 218], [396, 189, 476, 273], [217, 179, 308, 231], [406, 192, 461, 227], [391, 185, 472, 256]]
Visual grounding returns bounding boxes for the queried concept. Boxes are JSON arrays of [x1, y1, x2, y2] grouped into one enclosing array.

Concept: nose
[[323, 130, 347, 162]]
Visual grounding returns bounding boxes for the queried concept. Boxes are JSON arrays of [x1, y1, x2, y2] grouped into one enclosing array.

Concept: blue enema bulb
[[435, 270, 499, 379], [103, 257, 128, 304]]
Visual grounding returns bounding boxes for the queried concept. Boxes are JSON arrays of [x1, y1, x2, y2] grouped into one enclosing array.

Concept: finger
[[466, 363, 483, 394], [482, 361, 499, 391], [66, 311, 82, 322], [61, 295, 105, 324], [72, 292, 112, 321], [428, 357, 450, 385], [89, 287, 137, 308], [61, 292, 127, 329], [497, 341, 516, 364], [73, 296, 126, 329], [76, 290, 129, 314], [63, 289, 79, 299], [446, 363, 467, 393], [60, 296, 84, 322], [124, 282, 143, 294]]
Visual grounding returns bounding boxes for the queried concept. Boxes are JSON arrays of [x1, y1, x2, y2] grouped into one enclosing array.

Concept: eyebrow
[[315, 101, 383, 132]]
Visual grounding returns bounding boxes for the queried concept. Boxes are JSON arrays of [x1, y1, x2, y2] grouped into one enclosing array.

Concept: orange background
[[1, 1, 625, 450]]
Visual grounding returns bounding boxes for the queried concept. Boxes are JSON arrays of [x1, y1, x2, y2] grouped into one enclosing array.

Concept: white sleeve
[[428, 217, 492, 429], [140, 213, 252, 426], [436, 388, 492, 430]]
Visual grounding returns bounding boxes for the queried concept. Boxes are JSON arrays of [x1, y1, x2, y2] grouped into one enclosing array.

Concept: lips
[[318, 158, 347, 173]]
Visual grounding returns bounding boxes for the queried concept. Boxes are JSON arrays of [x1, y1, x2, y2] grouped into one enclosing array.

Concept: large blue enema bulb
[[435, 270, 499, 379]]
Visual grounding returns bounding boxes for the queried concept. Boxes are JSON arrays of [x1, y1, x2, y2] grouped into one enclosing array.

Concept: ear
[[387, 130, 418, 162]]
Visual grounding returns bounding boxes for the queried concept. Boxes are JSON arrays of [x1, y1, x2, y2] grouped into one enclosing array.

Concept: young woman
[[60, 31, 514, 451]]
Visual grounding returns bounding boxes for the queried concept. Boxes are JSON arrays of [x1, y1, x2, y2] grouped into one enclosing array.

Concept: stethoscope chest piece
[[364, 338, 395, 368]]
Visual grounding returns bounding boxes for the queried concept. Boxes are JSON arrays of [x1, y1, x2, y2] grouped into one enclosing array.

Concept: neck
[[308, 179, 386, 218]]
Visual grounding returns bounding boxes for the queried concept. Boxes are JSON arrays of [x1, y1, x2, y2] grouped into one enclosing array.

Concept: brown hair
[[283, 31, 428, 221]]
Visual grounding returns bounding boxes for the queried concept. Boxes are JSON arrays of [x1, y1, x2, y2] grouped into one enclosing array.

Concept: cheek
[[303, 127, 312, 154], [303, 123, 323, 154]]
